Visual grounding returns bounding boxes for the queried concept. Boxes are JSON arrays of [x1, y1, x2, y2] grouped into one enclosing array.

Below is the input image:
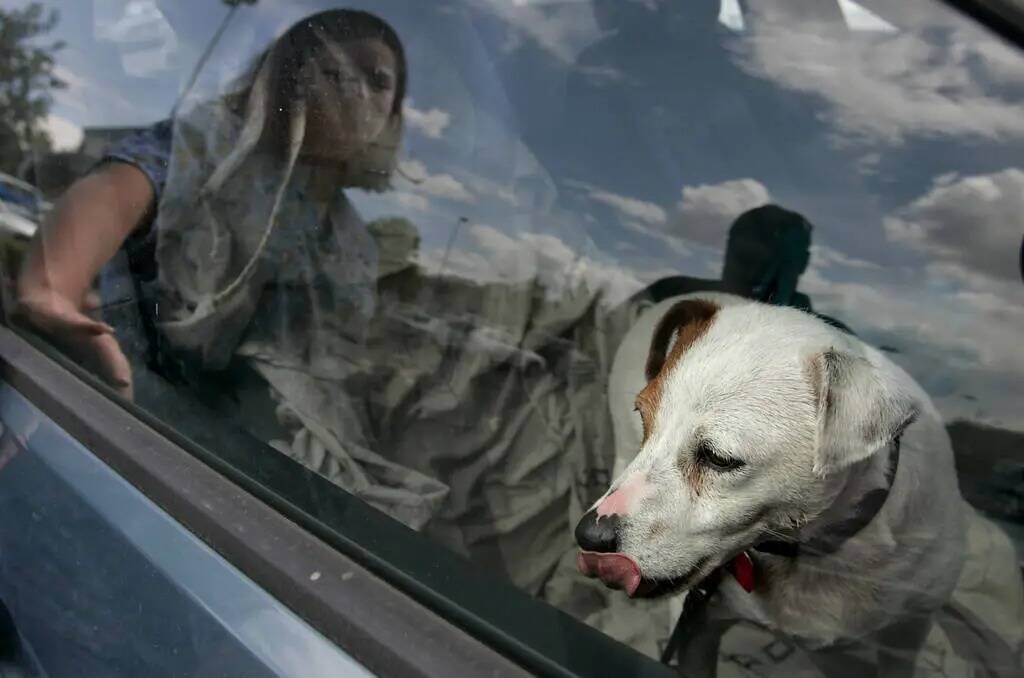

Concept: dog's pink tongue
[[577, 551, 642, 597]]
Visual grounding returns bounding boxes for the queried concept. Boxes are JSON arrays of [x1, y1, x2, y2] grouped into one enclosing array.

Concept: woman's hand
[[16, 287, 134, 399]]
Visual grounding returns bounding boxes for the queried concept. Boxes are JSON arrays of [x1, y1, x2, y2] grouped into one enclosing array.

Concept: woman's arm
[[15, 162, 155, 396], [19, 162, 153, 311]]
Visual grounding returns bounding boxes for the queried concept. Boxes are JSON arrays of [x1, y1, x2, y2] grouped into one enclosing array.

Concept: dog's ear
[[809, 349, 918, 475], [645, 299, 718, 381]]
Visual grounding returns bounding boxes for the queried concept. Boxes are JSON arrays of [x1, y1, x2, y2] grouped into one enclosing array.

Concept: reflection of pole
[[172, 0, 255, 115], [437, 216, 468, 277]]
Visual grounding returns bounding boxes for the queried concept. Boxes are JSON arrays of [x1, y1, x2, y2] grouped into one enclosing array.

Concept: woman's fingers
[[51, 332, 134, 401], [14, 289, 130, 397], [90, 333, 134, 400], [19, 291, 114, 336], [59, 308, 115, 336], [76, 315, 116, 336]]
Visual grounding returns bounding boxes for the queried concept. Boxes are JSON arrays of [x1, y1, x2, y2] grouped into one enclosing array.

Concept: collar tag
[[729, 551, 755, 593]]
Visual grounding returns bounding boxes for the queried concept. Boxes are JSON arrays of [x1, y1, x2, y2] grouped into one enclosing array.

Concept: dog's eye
[[696, 442, 745, 472]]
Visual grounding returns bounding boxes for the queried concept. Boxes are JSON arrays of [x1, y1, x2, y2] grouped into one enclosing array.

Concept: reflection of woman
[[152, 8, 405, 374], [17, 10, 448, 527], [18, 9, 405, 393]]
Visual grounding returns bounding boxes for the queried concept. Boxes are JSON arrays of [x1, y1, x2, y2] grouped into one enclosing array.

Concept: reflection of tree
[[367, 217, 421, 278], [0, 3, 64, 175]]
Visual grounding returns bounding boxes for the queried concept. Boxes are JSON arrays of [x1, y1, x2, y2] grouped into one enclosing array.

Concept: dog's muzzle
[[575, 509, 645, 596]]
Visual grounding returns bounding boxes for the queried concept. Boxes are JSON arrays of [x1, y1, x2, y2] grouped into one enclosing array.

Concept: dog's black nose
[[575, 509, 620, 553]]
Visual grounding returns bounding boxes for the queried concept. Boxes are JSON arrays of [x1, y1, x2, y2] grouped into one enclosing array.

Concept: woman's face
[[299, 36, 398, 162]]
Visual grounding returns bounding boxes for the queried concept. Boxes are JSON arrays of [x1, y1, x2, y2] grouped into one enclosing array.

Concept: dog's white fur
[[604, 292, 969, 671]]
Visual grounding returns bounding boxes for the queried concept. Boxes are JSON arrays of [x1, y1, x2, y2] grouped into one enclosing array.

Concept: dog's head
[[576, 297, 918, 597]]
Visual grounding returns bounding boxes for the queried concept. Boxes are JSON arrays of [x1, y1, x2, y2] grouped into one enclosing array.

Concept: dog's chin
[[631, 558, 710, 599]]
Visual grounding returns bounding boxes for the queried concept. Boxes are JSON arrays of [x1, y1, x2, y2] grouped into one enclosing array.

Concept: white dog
[[576, 292, 989, 676]]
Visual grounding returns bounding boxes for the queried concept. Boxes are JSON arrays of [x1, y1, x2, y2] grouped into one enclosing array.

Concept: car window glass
[[2, 1, 1022, 674]]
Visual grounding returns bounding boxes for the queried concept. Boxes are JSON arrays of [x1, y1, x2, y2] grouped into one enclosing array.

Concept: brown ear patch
[[644, 299, 720, 381], [636, 299, 719, 442]]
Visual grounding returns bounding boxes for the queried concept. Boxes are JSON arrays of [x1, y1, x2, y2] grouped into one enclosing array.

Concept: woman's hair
[[226, 9, 407, 191]]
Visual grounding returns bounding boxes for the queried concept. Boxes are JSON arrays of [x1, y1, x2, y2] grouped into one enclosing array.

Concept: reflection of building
[[78, 126, 148, 161], [93, 0, 179, 77], [18, 125, 147, 199]]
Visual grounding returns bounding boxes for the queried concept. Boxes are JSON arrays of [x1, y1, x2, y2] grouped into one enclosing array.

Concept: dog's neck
[[756, 440, 900, 559], [800, 440, 900, 555]]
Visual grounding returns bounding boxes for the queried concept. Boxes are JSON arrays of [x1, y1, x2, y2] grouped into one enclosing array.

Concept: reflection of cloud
[[391, 191, 431, 212], [925, 261, 1024, 335], [675, 178, 771, 245], [970, 36, 1024, 88], [855, 151, 882, 176], [568, 181, 666, 225], [93, 0, 178, 77], [810, 244, 880, 271], [884, 168, 1024, 282], [398, 159, 474, 203], [51, 65, 91, 115], [738, 10, 1024, 144], [465, 175, 518, 206], [420, 223, 644, 305], [575, 65, 627, 85], [52, 64, 147, 122], [404, 101, 450, 139], [626, 221, 690, 256], [474, 0, 600, 62], [801, 263, 1024, 427], [41, 114, 84, 152], [52, 65, 88, 94], [800, 171, 1024, 429], [571, 177, 770, 254]]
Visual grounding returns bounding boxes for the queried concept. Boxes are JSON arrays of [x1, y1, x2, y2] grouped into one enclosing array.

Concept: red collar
[[727, 551, 756, 592]]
